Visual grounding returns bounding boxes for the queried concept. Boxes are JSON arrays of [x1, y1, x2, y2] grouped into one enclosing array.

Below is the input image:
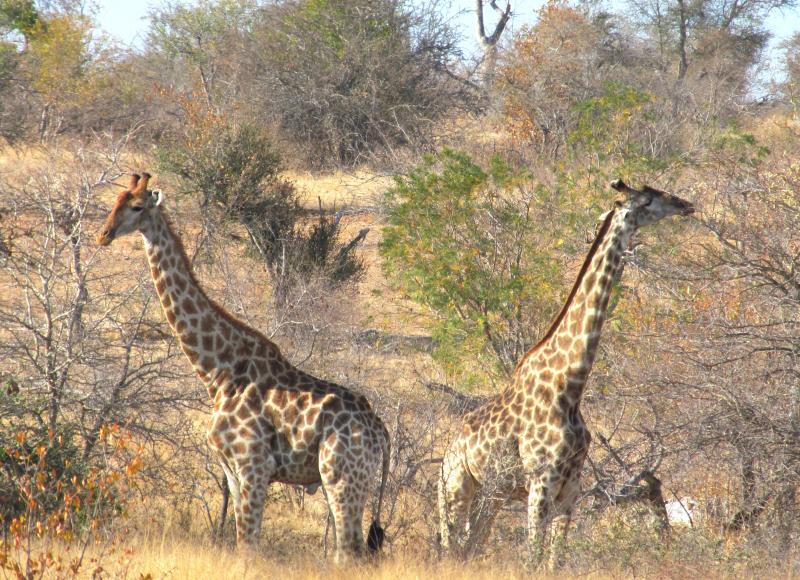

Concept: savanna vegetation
[[1, 0, 799, 577]]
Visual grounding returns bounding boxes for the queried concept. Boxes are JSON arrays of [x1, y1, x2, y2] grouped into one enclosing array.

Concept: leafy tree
[[628, 0, 792, 84], [26, 15, 89, 105], [251, 0, 464, 167], [498, 3, 625, 157], [567, 81, 681, 177], [779, 31, 800, 108], [18, 9, 142, 141], [157, 107, 282, 213], [381, 150, 566, 387], [0, 36, 22, 139], [146, 0, 257, 111], [0, 1, 38, 139], [0, 0, 39, 42], [499, 5, 685, 179]]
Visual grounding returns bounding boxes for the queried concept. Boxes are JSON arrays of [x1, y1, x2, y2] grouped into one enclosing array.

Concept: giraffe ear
[[128, 173, 141, 190], [149, 189, 164, 207], [133, 172, 151, 194]]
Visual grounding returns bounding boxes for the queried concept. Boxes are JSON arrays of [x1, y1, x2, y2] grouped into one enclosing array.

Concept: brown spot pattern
[[438, 205, 662, 564], [101, 188, 391, 563]]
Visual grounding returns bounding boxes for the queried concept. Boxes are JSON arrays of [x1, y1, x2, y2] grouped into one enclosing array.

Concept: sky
[[96, 0, 799, 74]]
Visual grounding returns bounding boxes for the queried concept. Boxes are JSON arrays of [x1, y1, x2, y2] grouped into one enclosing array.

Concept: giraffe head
[[97, 173, 163, 246], [610, 179, 694, 228]]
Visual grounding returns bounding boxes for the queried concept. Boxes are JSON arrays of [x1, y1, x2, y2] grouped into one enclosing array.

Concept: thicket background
[[1, 0, 799, 576]]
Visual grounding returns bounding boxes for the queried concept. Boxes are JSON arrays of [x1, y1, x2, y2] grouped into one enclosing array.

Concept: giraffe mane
[[158, 211, 284, 357], [514, 206, 617, 372]]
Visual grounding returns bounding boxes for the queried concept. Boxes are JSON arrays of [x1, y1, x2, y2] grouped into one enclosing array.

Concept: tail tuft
[[367, 520, 385, 554]]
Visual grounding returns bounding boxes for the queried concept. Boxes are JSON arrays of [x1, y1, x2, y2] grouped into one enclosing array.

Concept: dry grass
[[26, 516, 800, 580], [40, 537, 539, 580], [285, 169, 393, 209]]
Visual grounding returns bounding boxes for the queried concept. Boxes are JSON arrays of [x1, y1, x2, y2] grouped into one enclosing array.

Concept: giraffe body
[[438, 180, 694, 568], [98, 174, 390, 562]]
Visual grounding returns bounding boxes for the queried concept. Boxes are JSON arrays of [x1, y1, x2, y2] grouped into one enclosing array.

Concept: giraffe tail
[[367, 437, 390, 555]]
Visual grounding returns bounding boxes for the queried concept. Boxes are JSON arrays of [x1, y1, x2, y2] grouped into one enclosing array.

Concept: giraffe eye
[[131, 206, 145, 212]]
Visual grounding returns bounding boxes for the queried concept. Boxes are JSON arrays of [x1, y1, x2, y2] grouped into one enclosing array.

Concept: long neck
[[140, 210, 270, 389], [518, 208, 634, 401]]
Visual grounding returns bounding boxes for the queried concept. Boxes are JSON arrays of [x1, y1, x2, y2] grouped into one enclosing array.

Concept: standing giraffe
[[97, 173, 390, 562], [438, 180, 694, 568]]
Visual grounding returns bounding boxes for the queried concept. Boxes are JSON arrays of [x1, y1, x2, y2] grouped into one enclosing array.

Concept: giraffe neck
[[520, 207, 634, 402], [140, 210, 277, 391]]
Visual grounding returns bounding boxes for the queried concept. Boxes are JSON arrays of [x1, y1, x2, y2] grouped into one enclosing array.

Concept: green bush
[[158, 120, 366, 305], [158, 121, 283, 214], [380, 150, 565, 387]]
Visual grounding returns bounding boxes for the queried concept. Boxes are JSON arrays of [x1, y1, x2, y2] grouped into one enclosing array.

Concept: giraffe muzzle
[[674, 197, 695, 216], [97, 228, 115, 246]]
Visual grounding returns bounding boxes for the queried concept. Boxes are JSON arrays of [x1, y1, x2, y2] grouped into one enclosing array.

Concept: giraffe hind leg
[[321, 477, 368, 564]]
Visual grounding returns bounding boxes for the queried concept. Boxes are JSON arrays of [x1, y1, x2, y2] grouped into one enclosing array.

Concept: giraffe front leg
[[438, 449, 476, 560], [547, 477, 581, 572], [463, 493, 502, 559], [233, 455, 275, 554], [527, 479, 553, 570], [547, 511, 572, 571]]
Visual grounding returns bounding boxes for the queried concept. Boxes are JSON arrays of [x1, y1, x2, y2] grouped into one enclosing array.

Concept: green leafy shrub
[[158, 116, 366, 305], [0, 406, 141, 577], [380, 150, 566, 388], [158, 118, 283, 214]]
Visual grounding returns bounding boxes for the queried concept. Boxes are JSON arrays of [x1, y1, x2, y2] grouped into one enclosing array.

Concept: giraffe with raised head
[[97, 173, 390, 562], [438, 180, 694, 568]]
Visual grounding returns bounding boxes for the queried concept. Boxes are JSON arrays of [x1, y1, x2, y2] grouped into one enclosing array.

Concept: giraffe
[[438, 179, 694, 568], [97, 173, 390, 563]]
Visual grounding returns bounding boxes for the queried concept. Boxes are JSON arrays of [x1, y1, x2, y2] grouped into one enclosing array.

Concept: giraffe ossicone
[[438, 179, 694, 569], [98, 173, 391, 563]]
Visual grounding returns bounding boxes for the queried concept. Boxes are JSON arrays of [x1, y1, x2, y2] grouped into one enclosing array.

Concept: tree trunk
[[475, 0, 511, 90], [38, 103, 50, 144], [777, 383, 800, 551], [675, 0, 689, 82], [671, 0, 690, 116]]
